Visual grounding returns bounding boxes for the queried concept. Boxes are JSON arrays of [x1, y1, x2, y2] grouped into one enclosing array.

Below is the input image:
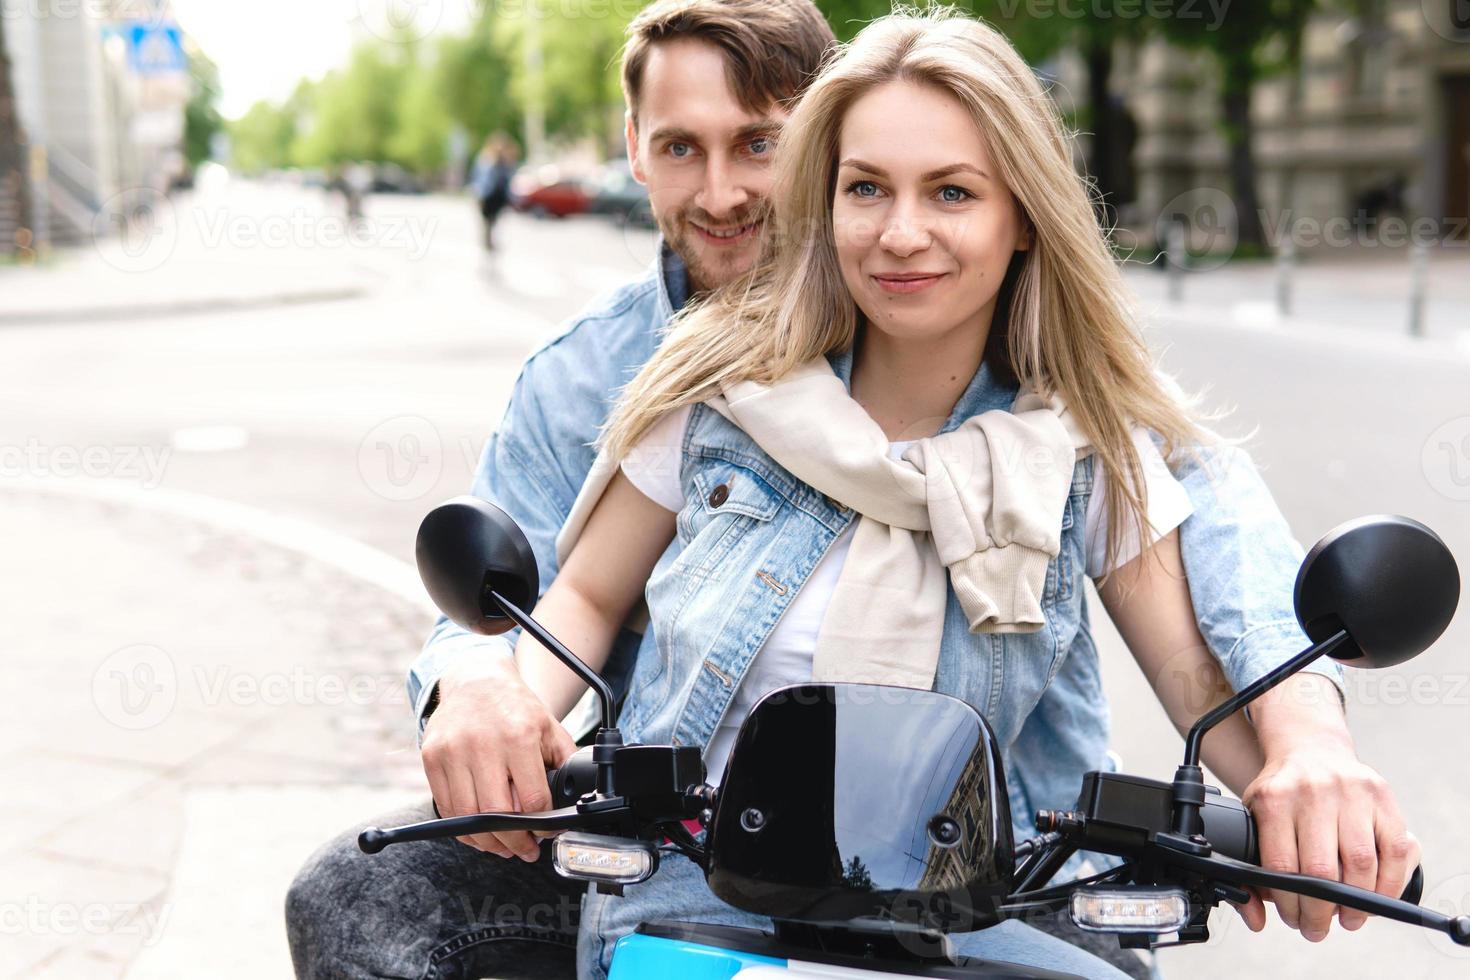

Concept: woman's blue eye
[[939, 185, 971, 203], [749, 138, 771, 155], [846, 180, 879, 198]]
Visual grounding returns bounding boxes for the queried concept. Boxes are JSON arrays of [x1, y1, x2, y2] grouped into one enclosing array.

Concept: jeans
[[286, 801, 582, 979], [287, 800, 1152, 980]]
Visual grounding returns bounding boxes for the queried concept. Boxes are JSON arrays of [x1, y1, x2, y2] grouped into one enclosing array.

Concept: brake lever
[[358, 804, 606, 854], [1159, 848, 1470, 946]]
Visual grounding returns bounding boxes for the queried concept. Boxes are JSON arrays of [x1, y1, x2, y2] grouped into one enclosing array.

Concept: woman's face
[[832, 80, 1029, 348]]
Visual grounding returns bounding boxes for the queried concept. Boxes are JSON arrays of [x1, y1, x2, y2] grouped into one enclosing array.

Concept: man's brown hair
[[621, 0, 837, 125]]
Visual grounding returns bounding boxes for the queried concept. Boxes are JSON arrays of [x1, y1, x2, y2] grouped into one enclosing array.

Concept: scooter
[[360, 497, 1466, 978]]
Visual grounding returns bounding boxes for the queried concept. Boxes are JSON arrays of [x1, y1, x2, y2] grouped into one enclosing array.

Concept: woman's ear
[[1016, 212, 1034, 252]]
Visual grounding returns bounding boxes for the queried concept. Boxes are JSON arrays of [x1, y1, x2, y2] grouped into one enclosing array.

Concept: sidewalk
[[0, 181, 413, 326], [0, 486, 429, 979], [1121, 246, 1470, 346]]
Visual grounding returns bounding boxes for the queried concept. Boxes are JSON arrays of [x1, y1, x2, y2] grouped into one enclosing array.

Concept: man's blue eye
[[939, 185, 970, 203], [669, 143, 691, 158]]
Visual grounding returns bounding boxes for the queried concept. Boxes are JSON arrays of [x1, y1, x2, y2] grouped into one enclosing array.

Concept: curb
[[0, 284, 371, 327]]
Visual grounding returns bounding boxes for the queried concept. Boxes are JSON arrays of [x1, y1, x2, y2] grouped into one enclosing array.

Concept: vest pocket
[[671, 463, 783, 581]]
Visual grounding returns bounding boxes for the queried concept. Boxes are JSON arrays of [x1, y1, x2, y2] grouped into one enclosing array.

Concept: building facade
[[1057, 1, 1470, 252]]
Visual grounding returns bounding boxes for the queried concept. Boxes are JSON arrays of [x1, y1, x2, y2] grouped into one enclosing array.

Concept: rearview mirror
[[1294, 515, 1460, 669], [415, 496, 539, 636]]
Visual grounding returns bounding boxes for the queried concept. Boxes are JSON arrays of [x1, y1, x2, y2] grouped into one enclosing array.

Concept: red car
[[511, 168, 592, 218]]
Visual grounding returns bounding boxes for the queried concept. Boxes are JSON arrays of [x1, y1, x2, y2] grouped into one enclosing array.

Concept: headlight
[[1069, 887, 1191, 933], [551, 833, 658, 885]]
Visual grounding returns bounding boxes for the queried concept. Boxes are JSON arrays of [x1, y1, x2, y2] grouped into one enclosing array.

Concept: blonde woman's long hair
[[602, 6, 1210, 581]]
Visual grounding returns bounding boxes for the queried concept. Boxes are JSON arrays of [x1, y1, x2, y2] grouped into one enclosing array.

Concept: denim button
[[708, 483, 729, 507]]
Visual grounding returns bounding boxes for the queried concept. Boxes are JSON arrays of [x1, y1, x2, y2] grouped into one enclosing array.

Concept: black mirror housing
[[415, 496, 540, 636], [1295, 515, 1459, 669]]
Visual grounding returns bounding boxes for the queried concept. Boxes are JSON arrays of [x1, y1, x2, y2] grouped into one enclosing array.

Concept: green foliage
[[229, 99, 299, 175], [225, 0, 637, 175], [435, 13, 520, 148], [1155, 0, 1316, 95], [183, 44, 224, 168], [291, 42, 414, 167]]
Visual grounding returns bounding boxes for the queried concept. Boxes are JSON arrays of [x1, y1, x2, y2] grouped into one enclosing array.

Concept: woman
[[509, 10, 1405, 980]]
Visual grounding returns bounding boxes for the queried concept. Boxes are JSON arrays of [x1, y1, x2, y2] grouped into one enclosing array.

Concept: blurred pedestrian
[[326, 163, 366, 226], [470, 133, 519, 253]]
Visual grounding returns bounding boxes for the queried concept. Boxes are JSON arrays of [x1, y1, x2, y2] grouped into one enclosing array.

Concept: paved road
[[0, 180, 1466, 978]]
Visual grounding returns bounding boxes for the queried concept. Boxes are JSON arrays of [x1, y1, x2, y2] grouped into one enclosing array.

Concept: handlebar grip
[[1216, 798, 1425, 904], [547, 745, 598, 808]]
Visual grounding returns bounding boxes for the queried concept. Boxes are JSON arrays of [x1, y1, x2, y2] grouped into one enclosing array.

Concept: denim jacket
[[408, 242, 1345, 845]]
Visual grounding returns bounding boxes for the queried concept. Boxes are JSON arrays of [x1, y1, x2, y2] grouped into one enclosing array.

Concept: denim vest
[[614, 346, 1101, 844]]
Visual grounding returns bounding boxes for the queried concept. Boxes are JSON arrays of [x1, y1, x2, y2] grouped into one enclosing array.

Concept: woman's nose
[[878, 211, 932, 257]]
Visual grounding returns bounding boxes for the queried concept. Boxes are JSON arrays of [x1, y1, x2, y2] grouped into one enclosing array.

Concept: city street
[[1, 180, 1468, 978]]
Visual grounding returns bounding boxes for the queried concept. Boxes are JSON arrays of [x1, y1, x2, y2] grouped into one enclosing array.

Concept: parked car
[[588, 161, 655, 228], [511, 166, 591, 218], [370, 163, 426, 195]]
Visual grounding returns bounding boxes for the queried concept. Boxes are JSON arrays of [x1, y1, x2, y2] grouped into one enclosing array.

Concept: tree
[[388, 56, 454, 174], [292, 40, 413, 167], [0, 14, 32, 257], [842, 855, 874, 890], [183, 44, 224, 169], [496, 0, 637, 154], [230, 99, 299, 175], [434, 11, 521, 151], [1158, 0, 1319, 252]]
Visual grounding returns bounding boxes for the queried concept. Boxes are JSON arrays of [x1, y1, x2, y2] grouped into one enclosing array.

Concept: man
[[287, 4, 837, 978], [287, 2, 1414, 977]]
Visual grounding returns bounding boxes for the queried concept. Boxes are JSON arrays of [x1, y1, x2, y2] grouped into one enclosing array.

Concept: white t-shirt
[[621, 403, 1193, 783]]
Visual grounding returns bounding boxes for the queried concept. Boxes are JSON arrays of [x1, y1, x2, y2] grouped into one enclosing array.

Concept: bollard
[[1408, 241, 1429, 338], [1275, 235, 1295, 318], [1167, 219, 1186, 304]]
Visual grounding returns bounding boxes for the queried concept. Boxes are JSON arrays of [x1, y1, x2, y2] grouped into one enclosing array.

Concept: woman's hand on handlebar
[[1239, 674, 1421, 940], [420, 655, 578, 862]]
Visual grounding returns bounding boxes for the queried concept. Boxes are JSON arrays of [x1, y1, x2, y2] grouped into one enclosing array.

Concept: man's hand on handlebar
[[419, 656, 579, 862]]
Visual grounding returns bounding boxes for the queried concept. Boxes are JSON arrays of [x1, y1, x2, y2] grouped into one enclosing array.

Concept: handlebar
[[1201, 792, 1423, 904], [545, 746, 598, 809]]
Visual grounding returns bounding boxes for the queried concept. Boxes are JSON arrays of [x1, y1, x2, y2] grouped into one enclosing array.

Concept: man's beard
[[657, 201, 771, 294]]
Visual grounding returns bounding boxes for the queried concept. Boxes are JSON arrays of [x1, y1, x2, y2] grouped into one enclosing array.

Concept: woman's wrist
[[1249, 672, 1352, 759]]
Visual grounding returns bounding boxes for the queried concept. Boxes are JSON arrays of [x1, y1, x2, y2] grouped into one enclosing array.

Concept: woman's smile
[[870, 270, 948, 294]]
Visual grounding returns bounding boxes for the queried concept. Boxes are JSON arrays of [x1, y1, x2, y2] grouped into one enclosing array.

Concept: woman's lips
[[872, 272, 947, 294], [692, 222, 759, 247]]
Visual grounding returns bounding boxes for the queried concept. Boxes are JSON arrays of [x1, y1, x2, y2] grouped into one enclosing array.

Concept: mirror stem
[[1172, 628, 1350, 838], [489, 590, 618, 732], [1182, 628, 1349, 769]]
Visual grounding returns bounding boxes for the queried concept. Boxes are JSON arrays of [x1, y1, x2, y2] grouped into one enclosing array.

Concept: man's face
[[626, 38, 788, 293]]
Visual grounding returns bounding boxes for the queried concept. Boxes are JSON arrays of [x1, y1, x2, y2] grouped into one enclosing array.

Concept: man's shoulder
[[521, 267, 665, 381]]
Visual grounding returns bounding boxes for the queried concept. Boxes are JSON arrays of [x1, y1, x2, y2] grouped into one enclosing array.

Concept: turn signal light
[[551, 833, 658, 885], [1069, 887, 1190, 933]]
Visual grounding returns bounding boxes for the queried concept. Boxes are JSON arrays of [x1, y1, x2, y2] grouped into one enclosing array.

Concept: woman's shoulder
[[619, 404, 693, 512]]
